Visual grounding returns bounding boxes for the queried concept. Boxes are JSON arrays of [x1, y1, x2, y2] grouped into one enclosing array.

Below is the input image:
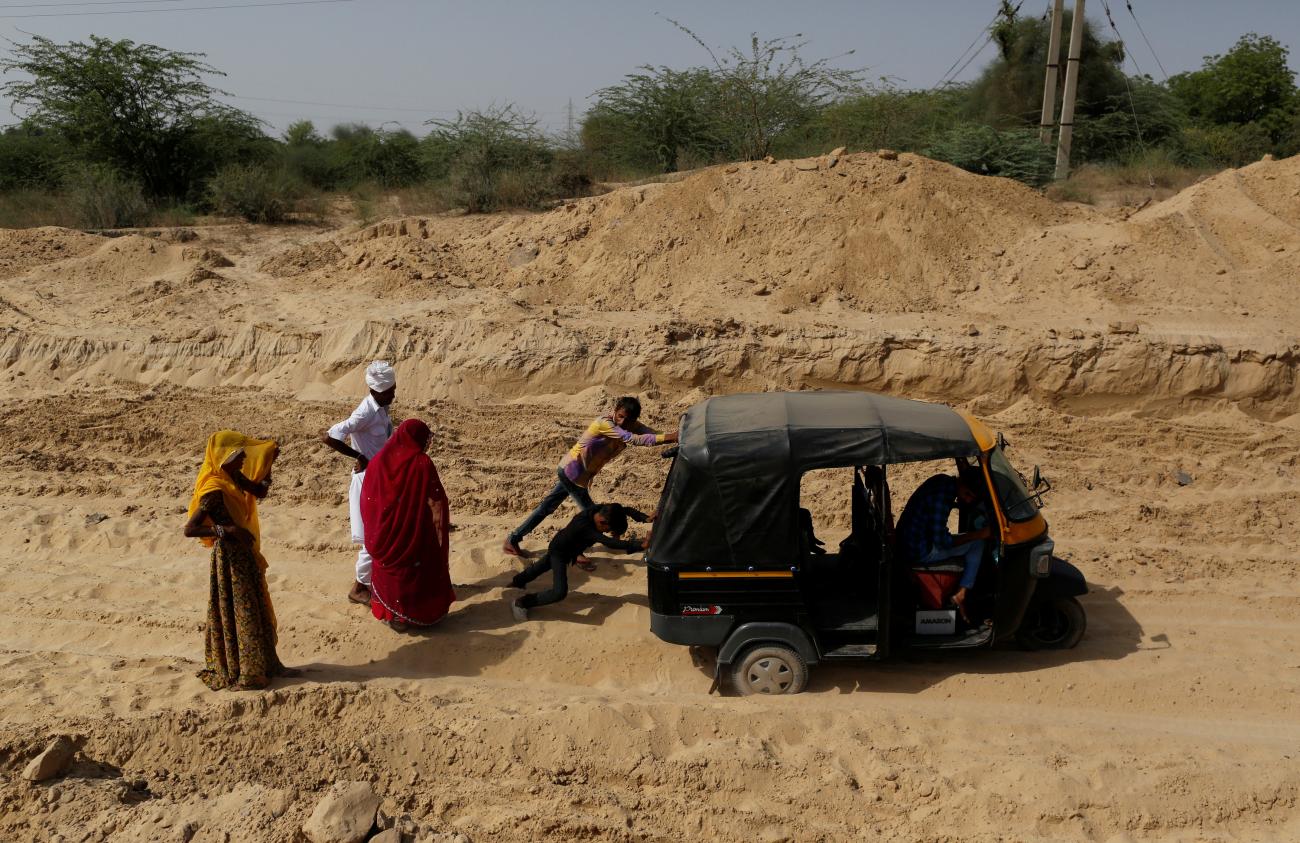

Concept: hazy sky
[[0, 0, 1296, 136]]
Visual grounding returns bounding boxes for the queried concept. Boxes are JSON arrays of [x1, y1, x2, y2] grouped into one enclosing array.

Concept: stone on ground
[[22, 735, 76, 782], [301, 781, 380, 843]]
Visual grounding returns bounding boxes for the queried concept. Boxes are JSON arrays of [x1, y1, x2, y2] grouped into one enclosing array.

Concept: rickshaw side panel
[[648, 565, 808, 649]]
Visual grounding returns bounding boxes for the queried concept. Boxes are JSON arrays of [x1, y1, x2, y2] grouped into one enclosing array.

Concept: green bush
[[65, 164, 150, 228], [926, 124, 1056, 186], [206, 163, 302, 223], [0, 126, 66, 191], [429, 105, 556, 212], [1176, 122, 1274, 167], [328, 124, 426, 189], [797, 85, 965, 156]]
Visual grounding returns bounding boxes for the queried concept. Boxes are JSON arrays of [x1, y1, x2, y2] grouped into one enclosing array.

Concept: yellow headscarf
[[187, 431, 278, 571]]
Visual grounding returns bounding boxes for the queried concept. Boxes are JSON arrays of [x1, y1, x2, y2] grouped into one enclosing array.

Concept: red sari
[[361, 419, 455, 626]]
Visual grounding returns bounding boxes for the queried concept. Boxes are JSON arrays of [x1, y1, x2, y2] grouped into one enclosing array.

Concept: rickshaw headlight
[[1030, 540, 1054, 578]]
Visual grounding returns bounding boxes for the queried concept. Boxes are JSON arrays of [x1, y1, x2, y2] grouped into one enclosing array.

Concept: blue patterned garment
[[896, 474, 959, 563]]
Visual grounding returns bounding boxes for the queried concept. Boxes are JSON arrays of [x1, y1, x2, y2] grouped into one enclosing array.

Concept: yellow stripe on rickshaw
[[678, 571, 795, 579]]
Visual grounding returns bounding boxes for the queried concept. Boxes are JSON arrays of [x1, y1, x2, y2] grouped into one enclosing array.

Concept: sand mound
[[0, 227, 104, 280], [1132, 154, 1300, 272], [457, 151, 1069, 312], [258, 239, 345, 278], [259, 220, 473, 295]]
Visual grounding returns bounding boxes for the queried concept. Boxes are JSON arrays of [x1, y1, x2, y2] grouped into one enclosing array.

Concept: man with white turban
[[320, 360, 397, 605]]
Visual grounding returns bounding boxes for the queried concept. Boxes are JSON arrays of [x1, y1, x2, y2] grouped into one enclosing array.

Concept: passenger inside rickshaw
[[800, 461, 1000, 630]]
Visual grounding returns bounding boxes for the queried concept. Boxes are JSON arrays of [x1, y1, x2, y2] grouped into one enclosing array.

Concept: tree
[[0, 34, 261, 197], [586, 67, 725, 173], [426, 105, 554, 212], [328, 123, 425, 188], [968, 9, 1127, 127], [670, 22, 864, 160], [1169, 34, 1297, 137], [809, 81, 967, 154]]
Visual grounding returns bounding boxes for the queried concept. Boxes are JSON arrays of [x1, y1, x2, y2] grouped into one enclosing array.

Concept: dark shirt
[[896, 474, 959, 563], [548, 508, 649, 561]]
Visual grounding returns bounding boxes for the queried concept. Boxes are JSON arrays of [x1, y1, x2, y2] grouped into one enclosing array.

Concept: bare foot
[[502, 538, 533, 559], [348, 582, 371, 605]]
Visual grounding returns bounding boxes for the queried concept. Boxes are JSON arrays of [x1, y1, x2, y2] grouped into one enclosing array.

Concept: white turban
[[365, 360, 396, 392]]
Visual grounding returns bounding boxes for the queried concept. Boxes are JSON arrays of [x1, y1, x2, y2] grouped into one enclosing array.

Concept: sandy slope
[[1, 153, 1299, 842]]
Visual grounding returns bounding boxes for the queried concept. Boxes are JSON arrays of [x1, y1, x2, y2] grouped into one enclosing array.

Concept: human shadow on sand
[[284, 560, 649, 686], [686, 582, 1154, 695]]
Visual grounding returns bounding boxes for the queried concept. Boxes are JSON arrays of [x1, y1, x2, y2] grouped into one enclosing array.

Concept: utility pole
[[1054, 0, 1086, 179], [1039, 0, 1065, 145], [565, 98, 575, 148]]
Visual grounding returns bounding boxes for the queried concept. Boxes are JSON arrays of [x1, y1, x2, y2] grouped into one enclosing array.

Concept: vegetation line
[[0, 9, 1293, 227]]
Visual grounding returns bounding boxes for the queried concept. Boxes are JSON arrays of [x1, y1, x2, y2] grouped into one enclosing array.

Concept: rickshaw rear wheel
[[730, 644, 808, 696], [1016, 596, 1086, 650]]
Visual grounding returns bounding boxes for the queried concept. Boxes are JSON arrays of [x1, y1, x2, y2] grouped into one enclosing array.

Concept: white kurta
[[328, 394, 392, 584]]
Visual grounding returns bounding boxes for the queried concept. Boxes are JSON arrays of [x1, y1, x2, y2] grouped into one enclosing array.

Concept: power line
[[933, 2, 1023, 90], [1125, 0, 1168, 80], [229, 94, 462, 115], [0, 0, 189, 9], [944, 34, 995, 89], [934, 8, 1002, 88], [226, 94, 570, 117], [1100, 0, 1154, 186], [0, 0, 351, 18]]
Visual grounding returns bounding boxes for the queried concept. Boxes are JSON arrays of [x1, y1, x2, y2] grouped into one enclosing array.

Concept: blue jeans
[[917, 539, 985, 589], [509, 468, 594, 544]]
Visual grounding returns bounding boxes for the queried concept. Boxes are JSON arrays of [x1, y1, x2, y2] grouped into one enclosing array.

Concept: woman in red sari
[[360, 418, 455, 631]]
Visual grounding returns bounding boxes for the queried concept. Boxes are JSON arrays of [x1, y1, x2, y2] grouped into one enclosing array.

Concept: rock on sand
[[22, 735, 76, 782], [302, 781, 380, 843]]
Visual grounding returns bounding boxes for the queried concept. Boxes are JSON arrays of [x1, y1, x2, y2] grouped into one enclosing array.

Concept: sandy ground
[[1, 152, 1299, 842]]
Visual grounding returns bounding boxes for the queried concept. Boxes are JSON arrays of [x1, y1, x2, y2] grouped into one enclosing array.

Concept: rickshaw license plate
[[915, 610, 957, 635]]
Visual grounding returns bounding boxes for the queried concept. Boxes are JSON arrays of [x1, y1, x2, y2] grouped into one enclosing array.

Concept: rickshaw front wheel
[[731, 644, 809, 696], [1016, 596, 1086, 650]]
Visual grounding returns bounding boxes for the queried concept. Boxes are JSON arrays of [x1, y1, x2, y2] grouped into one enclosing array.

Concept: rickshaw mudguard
[[1036, 557, 1088, 598], [717, 622, 820, 666]]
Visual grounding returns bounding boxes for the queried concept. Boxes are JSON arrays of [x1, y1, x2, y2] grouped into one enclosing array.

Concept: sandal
[[575, 556, 596, 572]]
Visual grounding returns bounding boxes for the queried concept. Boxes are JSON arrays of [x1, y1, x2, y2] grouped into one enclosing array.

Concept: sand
[[1, 152, 1298, 842]]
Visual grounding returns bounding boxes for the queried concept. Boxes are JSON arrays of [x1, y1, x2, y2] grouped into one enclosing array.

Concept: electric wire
[[1125, 0, 1169, 80], [1100, 0, 1155, 187], [225, 94, 569, 117], [933, 6, 1003, 89], [934, 2, 1024, 90], [942, 34, 994, 89], [0, 0, 189, 8], [0, 0, 351, 18]]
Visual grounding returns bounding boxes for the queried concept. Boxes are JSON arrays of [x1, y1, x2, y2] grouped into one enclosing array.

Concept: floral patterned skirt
[[198, 538, 282, 690]]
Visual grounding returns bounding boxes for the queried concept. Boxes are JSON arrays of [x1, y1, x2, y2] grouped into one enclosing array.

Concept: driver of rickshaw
[[896, 473, 991, 621]]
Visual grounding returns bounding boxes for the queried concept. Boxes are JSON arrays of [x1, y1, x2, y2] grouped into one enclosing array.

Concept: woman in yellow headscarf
[[184, 431, 290, 690]]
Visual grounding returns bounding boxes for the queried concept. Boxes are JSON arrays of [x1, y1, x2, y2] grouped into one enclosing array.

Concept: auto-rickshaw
[[645, 390, 1087, 695]]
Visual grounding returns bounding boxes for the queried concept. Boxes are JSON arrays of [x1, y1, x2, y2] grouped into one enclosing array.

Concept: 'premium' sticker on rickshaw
[[681, 605, 723, 616]]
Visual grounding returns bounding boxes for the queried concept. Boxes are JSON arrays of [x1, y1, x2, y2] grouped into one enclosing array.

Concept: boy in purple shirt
[[503, 396, 678, 559]]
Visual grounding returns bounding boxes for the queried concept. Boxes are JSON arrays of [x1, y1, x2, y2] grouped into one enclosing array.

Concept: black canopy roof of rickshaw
[[647, 390, 982, 569]]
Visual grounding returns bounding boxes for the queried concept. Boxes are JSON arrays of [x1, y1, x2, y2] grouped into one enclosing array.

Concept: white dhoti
[[349, 470, 373, 585]]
